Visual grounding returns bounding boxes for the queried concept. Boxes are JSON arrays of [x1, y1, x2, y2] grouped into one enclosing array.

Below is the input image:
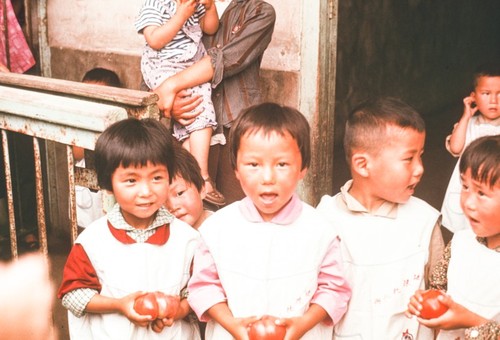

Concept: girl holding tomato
[[58, 118, 201, 340], [407, 135, 500, 340]]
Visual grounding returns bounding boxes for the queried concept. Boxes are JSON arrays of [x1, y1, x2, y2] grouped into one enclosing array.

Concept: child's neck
[[486, 232, 500, 252], [349, 183, 391, 214]]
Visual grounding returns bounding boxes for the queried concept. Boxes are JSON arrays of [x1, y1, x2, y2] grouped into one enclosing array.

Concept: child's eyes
[[176, 190, 185, 197], [125, 178, 136, 184]]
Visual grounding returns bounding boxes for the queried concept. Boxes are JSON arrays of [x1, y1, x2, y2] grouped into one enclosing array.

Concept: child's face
[[365, 126, 425, 205], [165, 176, 205, 229], [460, 169, 500, 240], [111, 161, 169, 229], [472, 76, 500, 122], [234, 130, 307, 221]]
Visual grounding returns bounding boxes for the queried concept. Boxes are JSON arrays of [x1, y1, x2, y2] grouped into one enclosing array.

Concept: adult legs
[[208, 127, 244, 206]]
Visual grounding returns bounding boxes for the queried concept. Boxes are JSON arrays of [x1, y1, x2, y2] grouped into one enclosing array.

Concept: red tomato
[[420, 289, 448, 319], [247, 315, 286, 340], [133, 292, 158, 319], [154, 292, 180, 319]]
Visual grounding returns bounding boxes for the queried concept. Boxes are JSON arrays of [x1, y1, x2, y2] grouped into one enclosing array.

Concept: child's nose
[[138, 182, 152, 196], [461, 192, 476, 211], [261, 166, 275, 184], [413, 158, 424, 177], [491, 93, 499, 104]]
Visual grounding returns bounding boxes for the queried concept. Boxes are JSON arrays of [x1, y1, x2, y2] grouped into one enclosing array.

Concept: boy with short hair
[[58, 118, 201, 339], [187, 102, 351, 340], [317, 97, 444, 339]]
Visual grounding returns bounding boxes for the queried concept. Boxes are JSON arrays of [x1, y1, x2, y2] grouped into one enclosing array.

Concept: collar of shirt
[[476, 114, 500, 126], [238, 193, 303, 225], [107, 204, 174, 243], [339, 180, 398, 218]]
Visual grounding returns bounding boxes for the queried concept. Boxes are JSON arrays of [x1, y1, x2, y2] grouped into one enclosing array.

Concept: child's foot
[[203, 177, 226, 206]]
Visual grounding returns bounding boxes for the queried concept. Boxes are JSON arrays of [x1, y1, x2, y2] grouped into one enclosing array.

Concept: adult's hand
[[171, 89, 204, 126]]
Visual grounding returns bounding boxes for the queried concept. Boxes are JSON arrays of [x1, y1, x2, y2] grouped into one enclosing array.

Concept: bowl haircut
[[229, 102, 311, 171], [170, 147, 205, 193], [95, 118, 176, 191], [459, 135, 500, 188]]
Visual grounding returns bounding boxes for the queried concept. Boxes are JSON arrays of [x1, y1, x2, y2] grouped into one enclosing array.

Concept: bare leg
[[182, 127, 212, 181]]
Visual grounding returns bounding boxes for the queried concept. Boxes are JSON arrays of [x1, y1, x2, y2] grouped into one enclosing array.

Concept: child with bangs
[[166, 146, 213, 230], [58, 118, 201, 339], [407, 135, 500, 340], [187, 102, 351, 340]]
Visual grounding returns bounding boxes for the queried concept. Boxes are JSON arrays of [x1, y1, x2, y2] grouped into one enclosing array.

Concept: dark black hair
[[171, 147, 204, 192], [459, 135, 500, 188], [344, 97, 425, 165], [95, 118, 175, 191], [228, 102, 311, 170], [472, 61, 500, 89], [82, 68, 122, 88]]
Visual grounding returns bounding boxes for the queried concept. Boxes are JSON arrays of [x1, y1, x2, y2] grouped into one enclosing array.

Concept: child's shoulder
[[170, 217, 200, 239], [75, 215, 109, 242], [316, 193, 340, 209]]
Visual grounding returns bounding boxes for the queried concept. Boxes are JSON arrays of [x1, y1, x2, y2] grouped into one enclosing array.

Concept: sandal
[[203, 177, 226, 206]]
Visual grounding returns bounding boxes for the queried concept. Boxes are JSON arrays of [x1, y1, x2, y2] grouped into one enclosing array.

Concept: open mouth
[[260, 193, 278, 203]]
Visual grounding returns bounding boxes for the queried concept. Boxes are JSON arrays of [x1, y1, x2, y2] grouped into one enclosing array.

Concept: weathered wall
[[331, 0, 500, 199], [47, 0, 301, 105]]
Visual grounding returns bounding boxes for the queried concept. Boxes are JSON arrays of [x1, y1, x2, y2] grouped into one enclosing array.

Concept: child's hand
[[409, 293, 488, 331], [275, 316, 310, 340], [229, 316, 260, 340], [151, 317, 174, 333], [462, 96, 478, 119], [151, 296, 190, 333], [405, 289, 426, 318], [176, 0, 198, 21], [198, 0, 214, 10], [120, 291, 154, 327]]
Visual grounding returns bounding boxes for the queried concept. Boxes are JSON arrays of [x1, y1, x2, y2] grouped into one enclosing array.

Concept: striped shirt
[[135, 0, 206, 62]]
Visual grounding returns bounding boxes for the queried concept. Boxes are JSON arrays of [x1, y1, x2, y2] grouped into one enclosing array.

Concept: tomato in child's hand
[[155, 292, 180, 319], [420, 289, 448, 319], [133, 293, 159, 319], [247, 315, 286, 340]]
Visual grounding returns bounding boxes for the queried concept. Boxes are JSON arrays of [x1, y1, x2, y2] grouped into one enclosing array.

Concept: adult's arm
[[156, 2, 276, 117]]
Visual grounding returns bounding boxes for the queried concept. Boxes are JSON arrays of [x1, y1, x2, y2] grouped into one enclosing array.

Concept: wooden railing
[[0, 72, 159, 259]]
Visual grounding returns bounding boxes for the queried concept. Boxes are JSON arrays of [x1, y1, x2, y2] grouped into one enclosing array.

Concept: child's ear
[[351, 153, 370, 177]]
